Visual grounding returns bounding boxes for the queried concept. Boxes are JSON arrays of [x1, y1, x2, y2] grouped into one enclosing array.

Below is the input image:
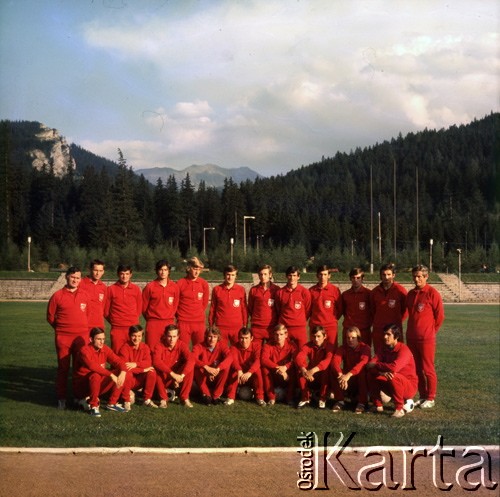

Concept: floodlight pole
[[243, 216, 255, 255]]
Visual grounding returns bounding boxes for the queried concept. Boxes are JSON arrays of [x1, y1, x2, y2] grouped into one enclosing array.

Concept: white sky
[[1, 0, 498, 176]]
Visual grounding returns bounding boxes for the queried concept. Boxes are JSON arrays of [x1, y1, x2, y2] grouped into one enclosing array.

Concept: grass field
[[0, 302, 498, 448]]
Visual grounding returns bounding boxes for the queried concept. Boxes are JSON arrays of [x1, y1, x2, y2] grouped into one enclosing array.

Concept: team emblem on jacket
[[233, 299, 241, 308], [358, 302, 366, 310], [197, 292, 203, 300], [268, 298, 275, 307], [417, 303, 425, 312], [388, 299, 396, 308], [80, 303, 87, 311], [324, 300, 332, 308], [295, 301, 302, 310], [98, 293, 104, 302], [168, 297, 174, 305]]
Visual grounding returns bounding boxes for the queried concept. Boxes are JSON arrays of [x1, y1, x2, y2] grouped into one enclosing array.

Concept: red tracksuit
[[192, 341, 232, 399], [260, 338, 298, 402], [176, 276, 210, 346], [295, 341, 334, 402], [247, 282, 280, 345], [79, 276, 107, 329], [104, 281, 142, 353], [142, 279, 179, 350], [153, 340, 195, 402], [331, 342, 371, 404], [370, 282, 408, 351], [119, 341, 157, 402], [341, 286, 372, 345], [309, 283, 342, 348], [406, 284, 444, 401], [47, 286, 89, 400], [74, 343, 132, 408], [367, 341, 418, 410], [209, 283, 248, 345], [226, 341, 264, 400], [276, 284, 312, 348]]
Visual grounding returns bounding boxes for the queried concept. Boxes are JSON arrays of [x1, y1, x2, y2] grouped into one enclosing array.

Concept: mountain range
[[136, 164, 261, 188], [0, 120, 262, 188]]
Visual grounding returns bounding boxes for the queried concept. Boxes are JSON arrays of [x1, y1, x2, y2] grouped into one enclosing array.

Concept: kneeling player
[[119, 324, 158, 410], [225, 327, 265, 406], [74, 327, 131, 417]]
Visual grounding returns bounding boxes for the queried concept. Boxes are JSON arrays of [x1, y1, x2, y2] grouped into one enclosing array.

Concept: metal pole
[[429, 239, 433, 272], [457, 249, 462, 302], [27, 236, 31, 272]]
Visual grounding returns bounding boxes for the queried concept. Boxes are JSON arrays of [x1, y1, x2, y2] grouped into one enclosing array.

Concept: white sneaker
[[182, 399, 194, 408], [144, 399, 158, 408], [297, 400, 310, 409], [224, 398, 235, 406], [129, 390, 136, 405], [392, 409, 405, 418], [124, 402, 131, 412], [403, 399, 415, 413], [159, 400, 168, 409], [419, 399, 435, 409], [57, 399, 66, 410], [380, 391, 392, 404], [318, 400, 326, 409]]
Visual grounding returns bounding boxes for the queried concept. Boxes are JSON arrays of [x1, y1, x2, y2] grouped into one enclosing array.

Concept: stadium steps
[[436, 273, 477, 302]]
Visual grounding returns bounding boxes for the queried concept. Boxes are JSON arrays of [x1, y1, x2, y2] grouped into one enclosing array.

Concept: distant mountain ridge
[[0, 120, 262, 188], [136, 164, 262, 188]]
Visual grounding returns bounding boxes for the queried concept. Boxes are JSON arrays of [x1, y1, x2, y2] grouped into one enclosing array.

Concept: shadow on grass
[[0, 365, 55, 407]]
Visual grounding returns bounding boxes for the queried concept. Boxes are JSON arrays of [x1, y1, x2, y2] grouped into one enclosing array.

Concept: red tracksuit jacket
[[341, 286, 372, 330], [176, 277, 210, 323], [75, 343, 127, 379], [370, 282, 408, 333], [247, 283, 280, 328], [231, 342, 261, 373], [79, 277, 107, 328], [332, 342, 371, 376], [276, 284, 311, 327], [119, 341, 154, 374], [47, 286, 89, 334], [309, 283, 343, 328], [209, 283, 248, 328], [261, 339, 297, 370], [295, 342, 334, 371], [406, 284, 444, 341], [369, 342, 418, 384], [104, 281, 142, 327], [192, 342, 233, 371], [142, 279, 179, 321], [152, 341, 194, 374]]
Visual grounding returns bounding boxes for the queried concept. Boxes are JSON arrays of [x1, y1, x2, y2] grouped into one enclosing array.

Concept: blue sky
[[1, 0, 498, 176]]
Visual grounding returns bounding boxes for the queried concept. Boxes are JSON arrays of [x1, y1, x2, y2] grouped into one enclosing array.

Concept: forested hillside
[[0, 113, 498, 272]]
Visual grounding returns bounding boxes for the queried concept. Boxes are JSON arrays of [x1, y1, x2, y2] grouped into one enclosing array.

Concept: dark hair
[[383, 323, 401, 341], [89, 259, 105, 270], [285, 265, 300, 276], [238, 327, 252, 337], [128, 324, 143, 336], [65, 266, 81, 277], [349, 267, 364, 278], [223, 264, 238, 274], [155, 259, 171, 272], [311, 325, 326, 337], [205, 326, 221, 338], [90, 327, 105, 339], [161, 324, 179, 344], [258, 264, 273, 273], [316, 264, 330, 275], [117, 264, 132, 273], [379, 263, 396, 274]]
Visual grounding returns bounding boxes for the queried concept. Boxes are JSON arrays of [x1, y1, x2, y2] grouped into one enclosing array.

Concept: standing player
[[79, 259, 107, 330], [331, 326, 371, 414], [276, 266, 311, 349], [247, 264, 280, 347], [142, 259, 179, 350], [406, 265, 445, 409], [209, 264, 248, 345], [309, 265, 342, 349], [295, 326, 334, 409], [366, 324, 418, 418], [104, 264, 142, 353], [47, 266, 89, 409], [261, 324, 298, 406], [224, 328, 265, 406], [370, 263, 408, 352], [153, 324, 195, 408], [119, 325, 158, 410], [176, 257, 210, 347], [73, 327, 130, 416], [341, 267, 372, 346], [192, 327, 232, 405]]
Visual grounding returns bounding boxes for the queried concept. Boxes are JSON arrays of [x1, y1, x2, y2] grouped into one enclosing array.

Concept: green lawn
[[0, 303, 498, 448]]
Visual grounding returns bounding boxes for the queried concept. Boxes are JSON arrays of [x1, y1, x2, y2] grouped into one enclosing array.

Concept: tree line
[[0, 113, 498, 273]]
